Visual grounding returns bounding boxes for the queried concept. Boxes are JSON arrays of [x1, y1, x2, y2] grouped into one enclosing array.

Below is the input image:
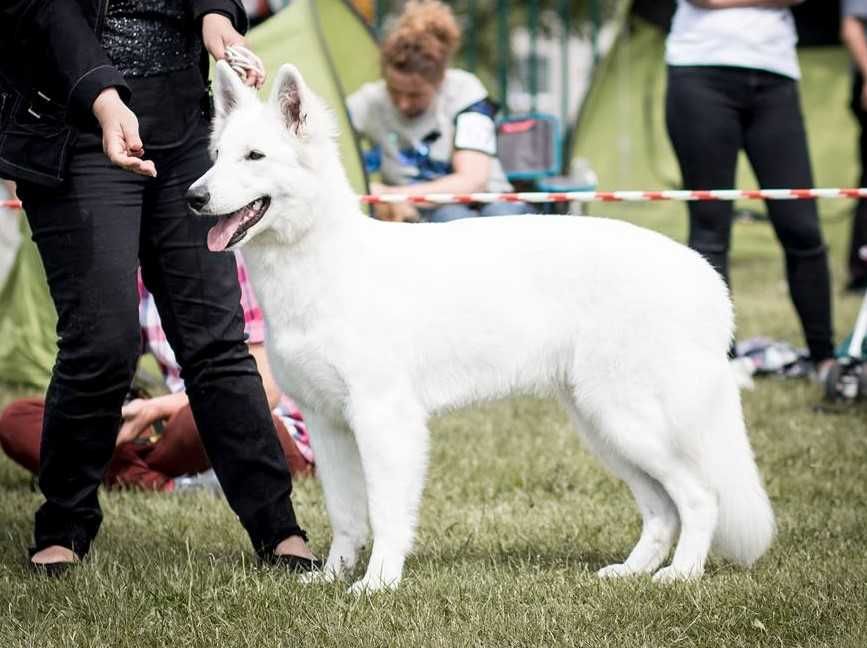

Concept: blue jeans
[[423, 201, 532, 223]]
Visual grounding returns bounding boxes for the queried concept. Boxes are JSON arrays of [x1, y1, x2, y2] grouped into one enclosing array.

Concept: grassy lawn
[[0, 206, 865, 647]]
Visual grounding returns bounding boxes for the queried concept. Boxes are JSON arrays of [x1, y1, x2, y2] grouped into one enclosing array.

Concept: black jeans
[[17, 118, 305, 559], [666, 65, 834, 362], [849, 72, 867, 288]]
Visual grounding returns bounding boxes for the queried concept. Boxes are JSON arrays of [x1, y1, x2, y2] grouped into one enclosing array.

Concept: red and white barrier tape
[[361, 188, 867, 205], [5, 187, 867, 212]]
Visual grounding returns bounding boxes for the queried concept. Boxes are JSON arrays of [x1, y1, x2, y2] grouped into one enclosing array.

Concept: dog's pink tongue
[[207, 212, 243, 251]]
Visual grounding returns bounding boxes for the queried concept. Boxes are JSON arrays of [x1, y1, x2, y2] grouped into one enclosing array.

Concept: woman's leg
[[18, 140, 145, 559], [743, 72, 834, 362], [665, 66, 744, 285], [138, 121, 308, 558]]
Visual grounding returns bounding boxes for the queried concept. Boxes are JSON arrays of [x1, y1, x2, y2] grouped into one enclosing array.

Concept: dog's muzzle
[[186, 186, 210, 213]]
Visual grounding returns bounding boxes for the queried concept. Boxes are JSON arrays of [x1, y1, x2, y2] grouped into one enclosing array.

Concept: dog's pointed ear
[[214, 60, 249, 122], [270, 64, 310, 136]]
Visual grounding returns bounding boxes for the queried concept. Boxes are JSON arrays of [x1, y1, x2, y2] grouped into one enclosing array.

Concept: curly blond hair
[[381, 0, 461, 84]]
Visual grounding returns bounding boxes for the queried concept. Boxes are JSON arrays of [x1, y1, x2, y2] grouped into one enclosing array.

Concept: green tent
[[0, 216, 57, 388], [0, 0, 379, 390]]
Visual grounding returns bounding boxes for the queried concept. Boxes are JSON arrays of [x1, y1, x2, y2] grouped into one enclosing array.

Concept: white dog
[[187, 61, 775, 593]]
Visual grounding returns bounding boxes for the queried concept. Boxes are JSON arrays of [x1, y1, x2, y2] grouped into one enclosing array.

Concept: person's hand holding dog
[[202, 14, 265, 89]]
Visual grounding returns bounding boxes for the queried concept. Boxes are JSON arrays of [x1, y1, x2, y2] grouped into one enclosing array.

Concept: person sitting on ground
[[0, 251, 314, 491], [347, 0, 528, 223]]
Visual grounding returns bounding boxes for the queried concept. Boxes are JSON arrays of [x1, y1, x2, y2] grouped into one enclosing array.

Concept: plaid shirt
[[137, 251, 313, 463]]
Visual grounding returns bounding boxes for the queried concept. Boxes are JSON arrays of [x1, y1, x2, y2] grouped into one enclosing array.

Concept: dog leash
[[4, 188, 867, 212]]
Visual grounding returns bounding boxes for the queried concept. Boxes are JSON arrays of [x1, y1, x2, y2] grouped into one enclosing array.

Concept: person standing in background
[[841, 0, 867, 292], [665, 0, 835, 378]]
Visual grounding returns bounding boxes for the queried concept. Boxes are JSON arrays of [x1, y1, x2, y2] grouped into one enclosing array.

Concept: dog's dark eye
[[247, 150, 265, 161]]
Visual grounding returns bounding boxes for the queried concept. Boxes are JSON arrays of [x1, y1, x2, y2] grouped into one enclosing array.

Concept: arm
[[1, 1, 158, 176], [843, 16, 867, 77], [116, 392, 189, 446], [79, 8, 262, 176], [1, 0, 129, 126], [190, 0, 249, 36], [200, 13, 264, 88], [249, 343, 282, 410], [842, 16, 867, 112], [688, 0, 803, 7]]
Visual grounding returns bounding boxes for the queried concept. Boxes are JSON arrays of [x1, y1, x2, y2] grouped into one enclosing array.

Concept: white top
[[347, 69, 512, 192], [665, 1, 802, 80]]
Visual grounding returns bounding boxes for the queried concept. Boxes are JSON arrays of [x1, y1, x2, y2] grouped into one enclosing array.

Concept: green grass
[[1, 209, 865, 647]]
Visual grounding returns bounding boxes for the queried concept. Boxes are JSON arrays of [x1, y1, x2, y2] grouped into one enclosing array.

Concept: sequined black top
[[100, 0, 203, 78]]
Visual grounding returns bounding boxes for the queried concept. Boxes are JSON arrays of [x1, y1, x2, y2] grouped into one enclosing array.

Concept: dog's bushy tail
[[704, 373, 776, 567]]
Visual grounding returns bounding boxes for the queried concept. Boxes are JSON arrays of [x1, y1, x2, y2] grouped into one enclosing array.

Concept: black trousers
[[17, 119, 305, 559], [666, 65, 834, 362], [849, 72, 867, 288]]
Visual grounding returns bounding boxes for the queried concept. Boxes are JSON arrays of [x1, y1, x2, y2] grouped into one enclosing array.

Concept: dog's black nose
[[186, 187, 210, 212]]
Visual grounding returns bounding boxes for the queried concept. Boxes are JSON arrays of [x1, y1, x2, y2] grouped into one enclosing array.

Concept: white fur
[[190, 62, 776, 593]]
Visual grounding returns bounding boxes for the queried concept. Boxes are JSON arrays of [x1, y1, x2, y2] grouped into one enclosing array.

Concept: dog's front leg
[[347, 399, 429, 594], [301, 412, 369, 583]]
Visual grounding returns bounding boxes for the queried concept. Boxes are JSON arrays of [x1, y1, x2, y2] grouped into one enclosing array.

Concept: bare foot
[[31, 545, 79, 565], [273, 535, 316, 560]]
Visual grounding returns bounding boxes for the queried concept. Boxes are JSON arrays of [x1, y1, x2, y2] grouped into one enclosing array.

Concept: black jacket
[[0, 0, 247, 187]]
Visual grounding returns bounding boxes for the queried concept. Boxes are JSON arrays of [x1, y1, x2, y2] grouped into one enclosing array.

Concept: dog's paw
[[596, 563, 637, 579], [299, 569, 339, 585], [651, 565, 702, 583], [347, 575, 399, 596]]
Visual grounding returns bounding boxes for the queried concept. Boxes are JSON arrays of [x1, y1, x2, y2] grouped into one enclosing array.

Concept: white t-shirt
[[347, 69, 512, 192], [665, 1, 802, 80]]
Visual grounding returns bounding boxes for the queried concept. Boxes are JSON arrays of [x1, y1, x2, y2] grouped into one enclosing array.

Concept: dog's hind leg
[[347, 398, 429, 594], [560, 396, 679, 578], [648, 461, 718, 583], [566, 389, 717, 581], [594, 458, 679, 578], [303, 413, 369, 583]]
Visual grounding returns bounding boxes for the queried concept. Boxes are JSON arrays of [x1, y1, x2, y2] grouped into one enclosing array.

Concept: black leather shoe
[[261, 554, 323, 573]]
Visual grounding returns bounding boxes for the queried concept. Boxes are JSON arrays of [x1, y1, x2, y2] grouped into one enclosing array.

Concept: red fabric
[[0, 397, 44, 474], [0, 398, 312, 489]]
